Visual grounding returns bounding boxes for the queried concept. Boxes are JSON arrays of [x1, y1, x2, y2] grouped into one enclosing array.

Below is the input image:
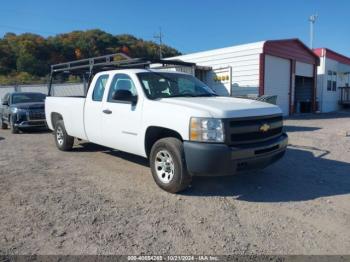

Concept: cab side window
[[107, 74, 137, 102], [92, 75, 109, 101]]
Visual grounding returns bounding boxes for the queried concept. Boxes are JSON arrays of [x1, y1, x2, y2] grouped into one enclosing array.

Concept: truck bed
[[45, 97, 88, 140]]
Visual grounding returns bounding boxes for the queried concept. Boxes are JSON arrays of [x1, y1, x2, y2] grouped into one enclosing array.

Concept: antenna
[[309, 14, 318, 49], [154, 27, 163, 59]]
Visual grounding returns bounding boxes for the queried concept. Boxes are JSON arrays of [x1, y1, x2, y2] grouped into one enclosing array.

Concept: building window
[[327, 70, 332, 91], [332, 71, 337, 91], [327, 70, 337, 92]]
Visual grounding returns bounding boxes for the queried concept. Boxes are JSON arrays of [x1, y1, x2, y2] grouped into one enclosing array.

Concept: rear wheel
[[150, 137, 191, 193], [9, 116, 19, 134], [54, 120, 74, 151]]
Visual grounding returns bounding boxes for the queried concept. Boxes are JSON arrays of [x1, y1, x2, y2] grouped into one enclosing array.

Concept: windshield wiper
[[163, 94, 196, 98], [162, 93, 217, 98], [194, 93, 218, 97]]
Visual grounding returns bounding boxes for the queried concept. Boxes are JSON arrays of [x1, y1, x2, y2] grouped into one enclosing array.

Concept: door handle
[[102, 109, 112, 114]]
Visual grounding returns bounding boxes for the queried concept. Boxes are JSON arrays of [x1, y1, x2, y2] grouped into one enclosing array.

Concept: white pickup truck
[[46, 55, 288, 193]]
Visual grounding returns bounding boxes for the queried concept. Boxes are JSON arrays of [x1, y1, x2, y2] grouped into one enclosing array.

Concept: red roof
[[313, 48, 350, 66], [263, 38, 319, 65]]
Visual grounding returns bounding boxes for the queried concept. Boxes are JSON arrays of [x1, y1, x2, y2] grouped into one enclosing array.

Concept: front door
[[101, 73, 142, 155]]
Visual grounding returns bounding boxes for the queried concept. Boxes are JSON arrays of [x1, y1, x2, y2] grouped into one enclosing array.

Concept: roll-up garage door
[[264, 55, 290, 115], [295, 61, 314, 77]]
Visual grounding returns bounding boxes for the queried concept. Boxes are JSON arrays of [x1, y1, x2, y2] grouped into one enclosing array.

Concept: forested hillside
[[0, 29, 181, 84]]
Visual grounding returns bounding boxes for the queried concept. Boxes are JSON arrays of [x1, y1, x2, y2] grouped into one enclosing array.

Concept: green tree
[[0, 39, 16, 74], [0, 29, 182, 85]]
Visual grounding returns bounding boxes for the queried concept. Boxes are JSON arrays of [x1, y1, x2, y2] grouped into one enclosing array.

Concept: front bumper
[[12, 112, 47, 129], [14, 120, 47, 128], [183, 133, 288, 176]]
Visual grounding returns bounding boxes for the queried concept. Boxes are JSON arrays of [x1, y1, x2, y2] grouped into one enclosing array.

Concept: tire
[[0, 116, 7, 129], [150, 137, 192, 193], [9, 116, 19, 134], [54, 120, 74, 151]]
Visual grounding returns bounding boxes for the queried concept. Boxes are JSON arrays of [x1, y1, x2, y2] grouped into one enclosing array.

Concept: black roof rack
[[50, 53, 196, 74], [48, 53, 197, 96]]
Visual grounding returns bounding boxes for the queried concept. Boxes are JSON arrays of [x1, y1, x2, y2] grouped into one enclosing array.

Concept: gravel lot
[[0, 112, 350, 255]]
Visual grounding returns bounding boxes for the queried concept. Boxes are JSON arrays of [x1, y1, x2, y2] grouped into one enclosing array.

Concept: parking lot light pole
[[309, 14, 318, 49]]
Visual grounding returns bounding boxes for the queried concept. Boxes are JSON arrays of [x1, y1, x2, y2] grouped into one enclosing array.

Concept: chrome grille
[[28, 110, 45, 120]]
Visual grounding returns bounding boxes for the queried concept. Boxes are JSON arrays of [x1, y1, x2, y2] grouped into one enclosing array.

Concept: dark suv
[[0, 92, 47, 134]]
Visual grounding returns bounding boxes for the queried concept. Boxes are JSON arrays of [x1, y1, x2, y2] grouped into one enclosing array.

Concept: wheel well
[[145, 126, 183, 158], [51, 112, 63, 129]]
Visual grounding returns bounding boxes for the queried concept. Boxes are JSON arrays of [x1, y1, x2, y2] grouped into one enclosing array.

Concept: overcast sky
[[0, 0, 349, 56]]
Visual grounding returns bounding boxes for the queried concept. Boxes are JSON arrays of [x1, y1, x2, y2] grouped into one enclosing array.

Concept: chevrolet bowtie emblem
[[260, 123, 270, 132]]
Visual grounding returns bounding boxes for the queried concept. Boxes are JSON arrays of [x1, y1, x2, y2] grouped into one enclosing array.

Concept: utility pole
[[309, 14, 318, 49], [154, 27, 163, 59]]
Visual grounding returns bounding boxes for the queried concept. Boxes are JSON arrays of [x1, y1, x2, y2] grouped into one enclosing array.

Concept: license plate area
[[255, 145, 279, 155]]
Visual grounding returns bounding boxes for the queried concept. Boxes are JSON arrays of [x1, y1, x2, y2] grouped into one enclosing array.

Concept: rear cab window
[[92, 75, 109, 101]]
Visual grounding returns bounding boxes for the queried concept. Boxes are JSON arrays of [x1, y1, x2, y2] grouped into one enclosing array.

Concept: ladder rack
[[50, 53, 196, 74], [50, 53, 132, 73], [48, 53, 197, 96]]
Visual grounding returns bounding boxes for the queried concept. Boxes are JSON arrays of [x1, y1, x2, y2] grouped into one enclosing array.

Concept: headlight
[[11, 108, 25, 114], [189, 117, 224, 142]]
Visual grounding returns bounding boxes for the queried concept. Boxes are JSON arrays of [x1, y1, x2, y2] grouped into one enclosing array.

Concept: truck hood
[[158, 96, 282, 118], [11, 102, 45, 110]]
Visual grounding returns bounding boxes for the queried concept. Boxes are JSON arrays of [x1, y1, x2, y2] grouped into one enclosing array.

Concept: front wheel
[[150, 137, 192, 193], [54, 120, 74, 151], [10, 116, 19, 134], [0, 116, 7, 129]]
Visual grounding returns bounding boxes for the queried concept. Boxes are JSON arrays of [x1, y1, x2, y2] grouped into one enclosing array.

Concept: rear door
[[84, 74, 110, 144], [101, 73, 143, 155]]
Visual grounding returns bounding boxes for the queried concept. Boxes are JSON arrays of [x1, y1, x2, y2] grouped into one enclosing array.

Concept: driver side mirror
[[112, 90, 138, 105], [2, 100, 8, 106]]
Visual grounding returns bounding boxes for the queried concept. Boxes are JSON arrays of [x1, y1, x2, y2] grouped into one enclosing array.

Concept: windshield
[[12, 93, 46, 104], [137, 72, 216, 99]]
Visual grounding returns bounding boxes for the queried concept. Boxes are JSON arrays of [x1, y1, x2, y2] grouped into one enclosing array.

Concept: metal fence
[[0, 83, 85, 102]]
